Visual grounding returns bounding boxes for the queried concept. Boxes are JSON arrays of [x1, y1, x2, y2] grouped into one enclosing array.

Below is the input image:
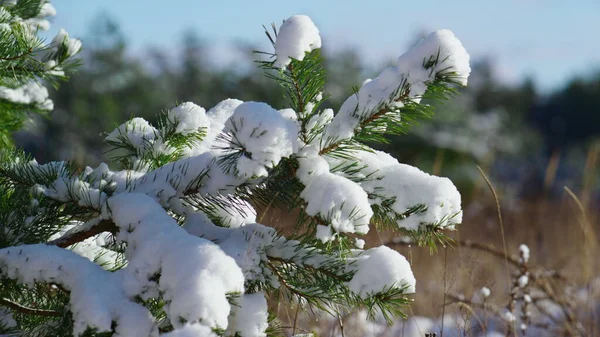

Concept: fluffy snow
[[501, 309, 516, 323], [226, 292, 269, 337], [39, 3, 57, 17], [49, 222, 119, 269], [297, 146, 373, 235], [323, 29, 470, 145], [109, 193, 245, 330], [184, 213, 275, 282], [327, 149, 462, 230], [120, 149, 242, 203], [518, 275, 529, 288], [222, 102, 298, 178], [0, 245, 156, 337], [160, 324, 216, 337], [316, 224, 335, 243], [0, 15, 475, 336], [0, 0, 83, 116], [519, 244, 530, 263], [210, 196, 257, 228], [397, 30, 470, 87], [305, 108, 334, 144], [0, 192, 254, 335], [167, 102, 210, 136], [364, 164, 461, 230], [217, 223, 275, 282], [52, 28, 82, 57], [190, 98, 243, 156], [0, 81, 53, 110], [105, 117, 159, 153], [0, 308, 16, 329], [39, 176, 107, 209], [347, 246, 415, 297], [23, 3, 55, 31], [273, 15, 321, 68]]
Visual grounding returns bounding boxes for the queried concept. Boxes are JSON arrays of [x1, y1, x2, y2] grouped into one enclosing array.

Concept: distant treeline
[[15, 14, 600, 199]]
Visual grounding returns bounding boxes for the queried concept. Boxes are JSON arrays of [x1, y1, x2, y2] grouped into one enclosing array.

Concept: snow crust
[[274, 15, 321, 68]]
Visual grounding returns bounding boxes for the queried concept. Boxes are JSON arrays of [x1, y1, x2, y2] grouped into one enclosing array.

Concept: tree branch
[[0, 298, 61, 317], [46, 220, 117, 248], [319, 90, 410, 156], [0, 48, 33, 61], [387, 238, 570, 283]]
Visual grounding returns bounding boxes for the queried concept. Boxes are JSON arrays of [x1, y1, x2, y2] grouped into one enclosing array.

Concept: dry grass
[[259, 169, 600, 336]]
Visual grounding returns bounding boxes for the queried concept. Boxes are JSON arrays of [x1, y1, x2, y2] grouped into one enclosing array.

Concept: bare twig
[[338, 313, 345, 337], [445, 293, 555, 333], [440, 247, 449, 337], [476, 167, 511, 287], [477, 166, 514, 335]]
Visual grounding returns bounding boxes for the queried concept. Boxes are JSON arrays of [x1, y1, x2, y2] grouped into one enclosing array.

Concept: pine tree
[[0, 14, 471, 337], [0, 0, 81, 148]]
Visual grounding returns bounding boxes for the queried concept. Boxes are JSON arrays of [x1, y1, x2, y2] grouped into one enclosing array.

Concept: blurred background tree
[[12, 12, 600, 201]]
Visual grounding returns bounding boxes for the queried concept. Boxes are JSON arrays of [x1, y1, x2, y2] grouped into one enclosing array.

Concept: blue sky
[[49, 0, 600, 91]]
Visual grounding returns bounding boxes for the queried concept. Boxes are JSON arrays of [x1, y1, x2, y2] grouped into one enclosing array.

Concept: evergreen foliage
[[0, 13, 470, 337], [0, 0, 80, 148]]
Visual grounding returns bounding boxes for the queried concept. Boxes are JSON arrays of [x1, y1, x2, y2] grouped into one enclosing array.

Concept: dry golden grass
[[259, 168, 600, 336]]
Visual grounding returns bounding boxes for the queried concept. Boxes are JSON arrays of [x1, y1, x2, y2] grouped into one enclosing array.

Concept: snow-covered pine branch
[[0, 0, 82, 147], [0, 14, 470, 336]]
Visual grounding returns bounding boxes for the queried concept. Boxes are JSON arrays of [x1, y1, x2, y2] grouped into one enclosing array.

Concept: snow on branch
[[109, 193, 245, 330], [273, 15, 321, 69], [327, 149, 462, 231], [322, 29, 471, 147], [347, 246, 416, 297], [0, 244, 156, 337], [160, 323, 216, 337], [296, 146, 373, 237], [218, 102, 299, 178], [0, 13, 473, 335], [0, 81, 53, 110], [0, 1, 82, 112]]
